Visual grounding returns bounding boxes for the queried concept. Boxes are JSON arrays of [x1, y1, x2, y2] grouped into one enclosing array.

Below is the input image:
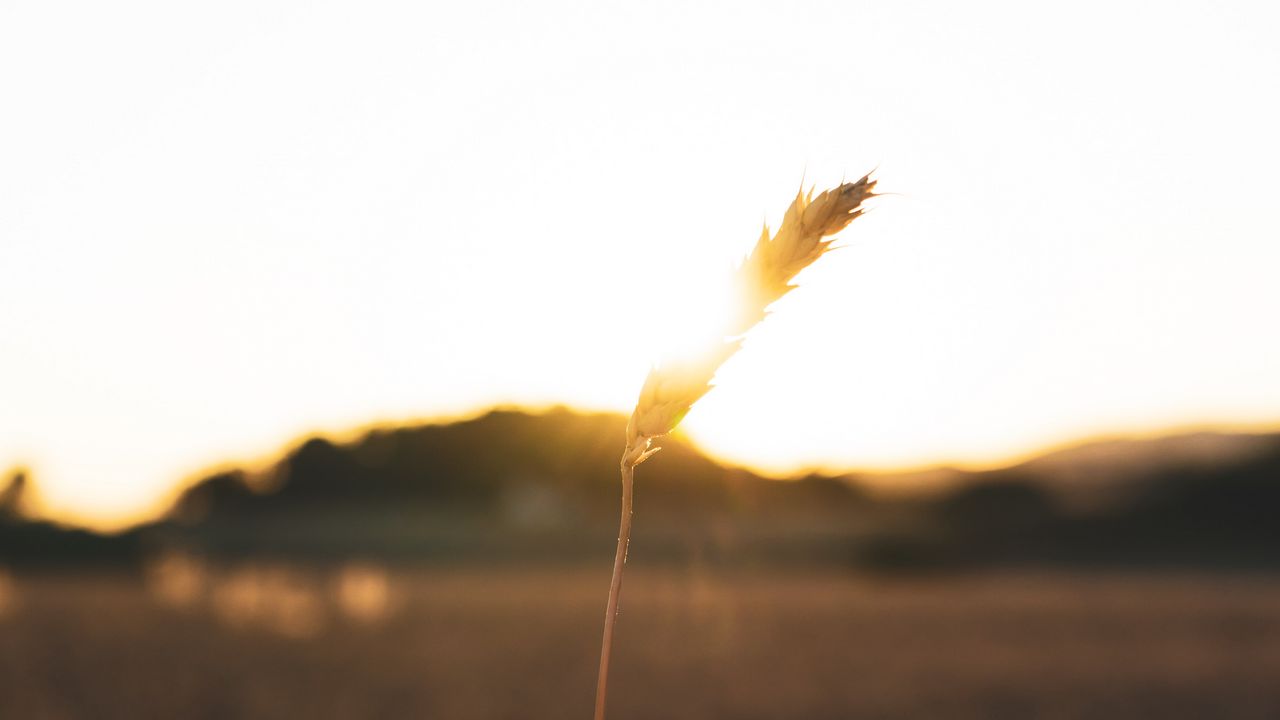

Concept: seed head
[[623, 172, 878, 466]]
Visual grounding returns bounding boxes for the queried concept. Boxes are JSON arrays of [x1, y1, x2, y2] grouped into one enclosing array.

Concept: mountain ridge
[[3, 407, 1278, 570]]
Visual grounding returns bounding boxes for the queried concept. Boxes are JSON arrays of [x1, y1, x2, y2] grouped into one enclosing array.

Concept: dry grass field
[[2, 567, 1280, 719]]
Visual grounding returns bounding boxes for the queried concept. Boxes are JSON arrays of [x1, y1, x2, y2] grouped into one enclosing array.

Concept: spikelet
[[623, 172, 877, 466]]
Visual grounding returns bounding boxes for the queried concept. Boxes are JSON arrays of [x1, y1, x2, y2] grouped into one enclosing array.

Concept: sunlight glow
[[646, 269, 740, 370], [2, 0, 1279, 528]]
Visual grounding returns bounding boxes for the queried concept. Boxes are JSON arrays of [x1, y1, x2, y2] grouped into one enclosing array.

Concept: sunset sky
[[2, 0, 1278, 528]]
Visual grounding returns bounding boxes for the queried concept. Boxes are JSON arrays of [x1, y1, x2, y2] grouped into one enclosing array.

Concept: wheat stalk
[[593, 171, 878, 720]]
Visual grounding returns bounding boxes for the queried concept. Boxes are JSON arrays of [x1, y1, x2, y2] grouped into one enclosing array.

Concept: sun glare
[[2, 1, 1278, 528], [646, 271, 740, 370]]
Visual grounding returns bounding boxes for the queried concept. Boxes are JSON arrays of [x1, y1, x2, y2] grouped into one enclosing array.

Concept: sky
[[2, 0, 1278, 529]]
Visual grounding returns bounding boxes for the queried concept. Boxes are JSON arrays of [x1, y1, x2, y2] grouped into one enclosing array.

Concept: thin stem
[[593, 458, 635, 720]]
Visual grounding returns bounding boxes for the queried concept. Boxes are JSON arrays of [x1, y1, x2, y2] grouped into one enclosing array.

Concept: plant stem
[[593, 457, 635, 720]]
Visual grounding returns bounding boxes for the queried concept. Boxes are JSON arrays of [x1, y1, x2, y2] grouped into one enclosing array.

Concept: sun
[[642, 268, 741, 370]]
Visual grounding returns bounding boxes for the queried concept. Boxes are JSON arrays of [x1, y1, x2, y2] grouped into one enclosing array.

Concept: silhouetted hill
[[904, 434, 1280, 568], [4, 411, 1279, 570], [152, 408, 868, 564], [170, 407, 866, 523], [864, 430, 1280, 505]]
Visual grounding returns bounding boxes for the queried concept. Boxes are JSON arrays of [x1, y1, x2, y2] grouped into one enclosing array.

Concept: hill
[[147, 407, 867, 565], [3, 408, 1279, 570]]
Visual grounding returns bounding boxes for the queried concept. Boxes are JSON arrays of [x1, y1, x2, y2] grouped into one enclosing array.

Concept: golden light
[[1, 1, 1278, 528]]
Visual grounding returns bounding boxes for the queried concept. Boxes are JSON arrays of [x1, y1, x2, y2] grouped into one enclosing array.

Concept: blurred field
[[2, 566, 1280, 719]]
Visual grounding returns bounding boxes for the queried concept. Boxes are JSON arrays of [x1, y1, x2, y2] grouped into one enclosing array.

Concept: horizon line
[[10, 402, 1280, 534]]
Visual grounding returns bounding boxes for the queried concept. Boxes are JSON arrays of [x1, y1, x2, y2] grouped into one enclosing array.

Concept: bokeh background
[[2, 1, 1279, 718]]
